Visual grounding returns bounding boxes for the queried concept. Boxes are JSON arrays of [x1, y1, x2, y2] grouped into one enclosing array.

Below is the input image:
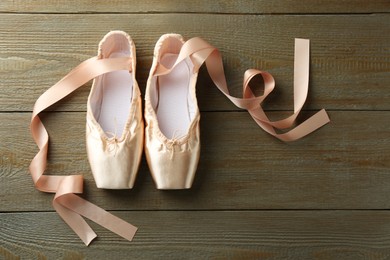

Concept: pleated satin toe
[[144, 34, 201, 189], [86, 31, 144, 189]]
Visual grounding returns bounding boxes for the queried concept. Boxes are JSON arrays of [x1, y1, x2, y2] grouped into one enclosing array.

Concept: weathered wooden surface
[[0, 0, 389, 14], [0, 14, 389, 112], [0, 0, 390, 258], [1, 111, 389, 212], [2, 211, 390, 259]]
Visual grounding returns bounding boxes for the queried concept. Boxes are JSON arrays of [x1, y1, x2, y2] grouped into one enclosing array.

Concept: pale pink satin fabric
[[30, 37, 329, 246], [155, 37, 330, 141], [29, 56, 137, 245]]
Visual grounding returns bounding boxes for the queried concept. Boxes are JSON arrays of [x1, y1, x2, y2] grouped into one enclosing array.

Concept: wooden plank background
[[0, 1, 389, 259]]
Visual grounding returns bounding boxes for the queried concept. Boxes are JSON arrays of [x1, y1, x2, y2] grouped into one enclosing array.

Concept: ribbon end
[[320, 108, 331, 123], [118, 224, 138, 242], [295, 38, 310, 43], [128, 226, 138, 241], [83, 233, 97, 246]]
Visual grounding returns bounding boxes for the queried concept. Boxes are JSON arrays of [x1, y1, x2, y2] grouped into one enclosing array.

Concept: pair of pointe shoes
[[87, 31, 200, 190], [58, 31, 329, 190], [29, 30, 329, 246]]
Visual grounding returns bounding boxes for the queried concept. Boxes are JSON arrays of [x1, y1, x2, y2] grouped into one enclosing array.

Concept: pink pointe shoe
[[144, 34, 200, 189], [144, 34, 330, 189], [29, 30, 143, 245], [86, 31, 144, 189]]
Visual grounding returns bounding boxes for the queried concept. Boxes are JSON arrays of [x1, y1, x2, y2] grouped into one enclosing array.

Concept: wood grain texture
[[1, 211, 390, 259], [1, 0, 390, 256], [0, 0, 389, 14], [1, 111, 389, 212], [0, 14, 389, 112]]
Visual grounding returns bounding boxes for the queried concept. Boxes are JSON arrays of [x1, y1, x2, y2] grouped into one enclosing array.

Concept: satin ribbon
[[29, 56, 137, 246], [30, 37, 329, 246], [155, 38, 330, 141]]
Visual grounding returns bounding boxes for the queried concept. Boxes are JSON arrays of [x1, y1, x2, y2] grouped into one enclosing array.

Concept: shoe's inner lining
[[98, 52, 133, 138], [156, 53, 195, 139]]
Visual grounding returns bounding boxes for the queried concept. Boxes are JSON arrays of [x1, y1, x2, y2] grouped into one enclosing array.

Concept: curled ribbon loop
[[154, 38, 330, 141], [29, 56, 137, 245]]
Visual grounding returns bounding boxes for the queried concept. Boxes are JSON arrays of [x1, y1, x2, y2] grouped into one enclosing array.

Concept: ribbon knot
[[104, 117, 120, 155], [106, 135, 120, 156], [166, 139, 178, 149], [166, 139, 178, 160], [165, 130, 183, 159]]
